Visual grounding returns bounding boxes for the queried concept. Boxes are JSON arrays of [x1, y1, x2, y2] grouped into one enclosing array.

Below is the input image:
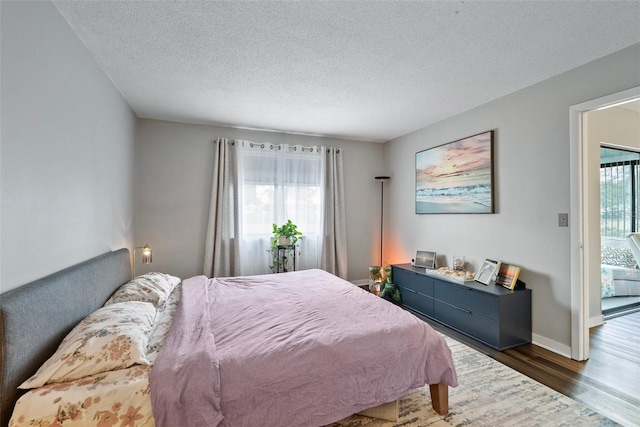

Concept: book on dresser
[[391, 264, 532, 351]]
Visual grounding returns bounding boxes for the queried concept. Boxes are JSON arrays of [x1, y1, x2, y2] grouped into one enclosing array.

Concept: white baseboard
[[532, 333, 572, 359]]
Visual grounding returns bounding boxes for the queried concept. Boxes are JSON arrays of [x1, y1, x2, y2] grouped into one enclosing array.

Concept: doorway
[[599, 145, 640, 318], [570, 86, 640, 361]]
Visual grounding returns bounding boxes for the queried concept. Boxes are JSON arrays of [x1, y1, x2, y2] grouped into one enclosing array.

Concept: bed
[[0, 249, 457, 426]]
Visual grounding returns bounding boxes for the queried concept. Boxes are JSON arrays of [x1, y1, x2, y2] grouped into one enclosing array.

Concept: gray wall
[[383, 43, 640, 355], [0, 1, 138, 293], [135, 119, 384, 281]]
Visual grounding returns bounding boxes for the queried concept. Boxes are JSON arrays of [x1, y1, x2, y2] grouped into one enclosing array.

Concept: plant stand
[[276, 245, 296, 273]]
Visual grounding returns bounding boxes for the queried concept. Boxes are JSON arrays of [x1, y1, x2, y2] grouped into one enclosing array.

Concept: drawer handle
[[451, 305, 472, 314]]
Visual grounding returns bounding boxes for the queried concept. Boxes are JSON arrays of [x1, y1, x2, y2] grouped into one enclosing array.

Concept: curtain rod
[[235, 140, 340, 153]]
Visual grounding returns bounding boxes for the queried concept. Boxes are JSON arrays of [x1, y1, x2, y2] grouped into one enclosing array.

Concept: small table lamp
[[133, 245, 152, 277]]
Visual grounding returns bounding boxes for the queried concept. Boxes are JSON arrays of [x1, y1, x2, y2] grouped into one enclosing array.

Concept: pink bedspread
[[150, 269, 457, 427]]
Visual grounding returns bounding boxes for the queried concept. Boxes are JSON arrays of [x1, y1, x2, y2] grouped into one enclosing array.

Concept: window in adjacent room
[[600, 146, 640, 239]]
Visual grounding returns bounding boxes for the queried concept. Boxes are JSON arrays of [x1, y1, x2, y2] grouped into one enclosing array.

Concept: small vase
[[371, 281, 381, 296]]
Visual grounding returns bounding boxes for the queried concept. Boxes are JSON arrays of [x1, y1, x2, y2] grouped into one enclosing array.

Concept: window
[[600, 147, 640, 239], [237, 144, 323, 275]]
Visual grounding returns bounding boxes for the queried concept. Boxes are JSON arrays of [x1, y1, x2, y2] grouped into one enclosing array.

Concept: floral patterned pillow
[[19, 301, 156, 389], [601, 267, 616, 298], [105, 272, 181, 308]]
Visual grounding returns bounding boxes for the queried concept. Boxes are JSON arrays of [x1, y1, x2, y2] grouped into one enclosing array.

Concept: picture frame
[[416, 130, 494, 214], [495, 263, 522, 290], [414, 250, 437, 269], [474, 258, 501, 285]]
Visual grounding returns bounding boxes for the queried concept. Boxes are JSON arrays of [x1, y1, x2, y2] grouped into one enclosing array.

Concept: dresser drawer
[[434, 281, 498, 320], [393, 267, 434, 296], [434, 300, 499, 347], [398, 285, 434, 317]]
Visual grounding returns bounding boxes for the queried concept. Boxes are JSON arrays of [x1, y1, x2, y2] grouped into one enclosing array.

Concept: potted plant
[[368, 266, 382, 294], [269, 220, 303, 272], [380, 281, 402, 305]]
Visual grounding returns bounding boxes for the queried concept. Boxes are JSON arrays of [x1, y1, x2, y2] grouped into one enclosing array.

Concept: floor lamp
[[375, 176, 390, 266]]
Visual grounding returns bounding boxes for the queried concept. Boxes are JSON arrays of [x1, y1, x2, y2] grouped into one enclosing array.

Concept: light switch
[[559, 213, 569, 227]]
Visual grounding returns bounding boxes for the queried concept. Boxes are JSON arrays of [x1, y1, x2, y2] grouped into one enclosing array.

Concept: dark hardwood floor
[[423, 310, 640, 427]]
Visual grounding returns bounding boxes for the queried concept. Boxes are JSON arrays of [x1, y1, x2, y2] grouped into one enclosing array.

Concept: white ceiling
[[52, 1, 640, 143]]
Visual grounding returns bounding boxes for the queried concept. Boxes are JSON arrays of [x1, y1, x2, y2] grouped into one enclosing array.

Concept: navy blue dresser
[[392, 264, 532, 350]]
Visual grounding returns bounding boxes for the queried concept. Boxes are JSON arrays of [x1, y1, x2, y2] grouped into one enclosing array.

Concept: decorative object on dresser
[[414, 250, 437, 269], [452, 255, 465, 271], [427, 267, 475, 284], [474, 258, 501, 285], [392, 264, 532, 351], [495, 263, 522, 290], [415, 130, 494, 214]]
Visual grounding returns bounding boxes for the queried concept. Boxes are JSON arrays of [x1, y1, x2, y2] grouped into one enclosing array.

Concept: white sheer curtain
[[236, 141, 322, 276], [203, 139, 347, 278]]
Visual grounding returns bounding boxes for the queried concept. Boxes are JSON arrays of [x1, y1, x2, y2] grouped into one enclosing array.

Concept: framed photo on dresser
[[495, 263, 522, 290], [474, 258, 501, 285], [414, 250, 437, 269]]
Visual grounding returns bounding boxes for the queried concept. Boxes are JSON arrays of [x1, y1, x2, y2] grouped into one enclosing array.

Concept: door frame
[[570, 86, 640, 360]]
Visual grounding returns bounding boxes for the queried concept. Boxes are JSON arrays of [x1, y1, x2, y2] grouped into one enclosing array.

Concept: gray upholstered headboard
[[0, 248, 131, 426]]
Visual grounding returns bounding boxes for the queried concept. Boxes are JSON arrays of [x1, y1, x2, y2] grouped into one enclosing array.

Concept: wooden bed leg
[[429, 382, 449, 415]]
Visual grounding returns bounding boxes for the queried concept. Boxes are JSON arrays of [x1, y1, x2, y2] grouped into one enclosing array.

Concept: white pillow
[[19, 301, 156, 389], [105, 272, 181, 308], [626, 234, 640, 268]]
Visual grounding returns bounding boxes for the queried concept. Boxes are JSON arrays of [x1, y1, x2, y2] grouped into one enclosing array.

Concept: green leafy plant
[[380, 282, 402, 305], [268, 220, 303, 273], [368, 266, 382, 282], [384, 265, 392, 283]]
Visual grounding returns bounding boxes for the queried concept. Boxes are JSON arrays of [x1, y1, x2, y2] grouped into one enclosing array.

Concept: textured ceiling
[[52, 1, 640, 143]]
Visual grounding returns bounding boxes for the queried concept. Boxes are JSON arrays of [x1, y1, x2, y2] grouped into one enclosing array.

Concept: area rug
[[330, 335, 618, 426]]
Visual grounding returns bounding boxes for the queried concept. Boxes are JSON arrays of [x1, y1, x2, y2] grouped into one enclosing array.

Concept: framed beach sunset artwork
[[415, 130, 494, 214]]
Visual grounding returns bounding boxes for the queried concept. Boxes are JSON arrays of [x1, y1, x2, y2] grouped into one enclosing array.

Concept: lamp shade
[[141, 245, 152, 264]]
